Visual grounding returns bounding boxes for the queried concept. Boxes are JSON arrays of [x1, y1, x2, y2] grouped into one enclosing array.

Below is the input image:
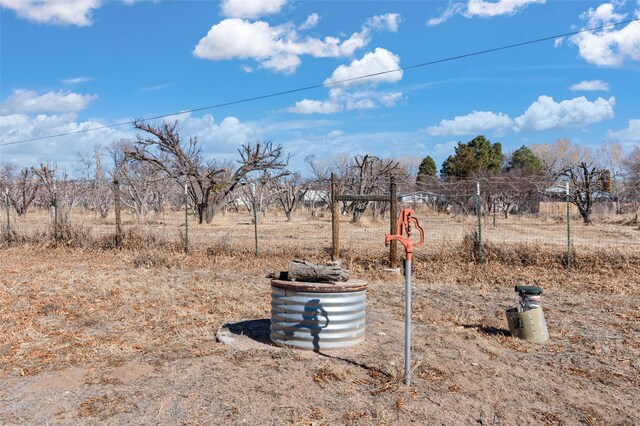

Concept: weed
[[313, 363, 349, 386]]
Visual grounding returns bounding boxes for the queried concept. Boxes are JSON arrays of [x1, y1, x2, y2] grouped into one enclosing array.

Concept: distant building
[[398, 191, 441, 204]]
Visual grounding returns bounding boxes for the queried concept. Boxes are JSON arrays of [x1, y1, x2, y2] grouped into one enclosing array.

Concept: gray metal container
[[505, 307, 549, 343], [270, 279, 367, 351]]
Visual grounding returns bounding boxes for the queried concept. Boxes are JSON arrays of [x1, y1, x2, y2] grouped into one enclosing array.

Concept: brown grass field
[[1, 209, 639, 424]]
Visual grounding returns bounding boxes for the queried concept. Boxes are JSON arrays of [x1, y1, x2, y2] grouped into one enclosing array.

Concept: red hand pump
[[385, 209, 425, 385]]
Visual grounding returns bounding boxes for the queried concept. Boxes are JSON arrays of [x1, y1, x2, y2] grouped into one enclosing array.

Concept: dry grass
[[1, 227, 638, 379], [1, 244, 639, 424], [1, 210, 640, 424]]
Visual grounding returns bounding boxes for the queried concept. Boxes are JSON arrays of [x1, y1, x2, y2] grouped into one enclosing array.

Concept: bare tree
[[272, 173, 309, 221], [343, 154, 400, 223], [0, 163, 40, 216], [305, 155, 333, 209], [561, 161, 609, 224], [76, 149, 112, 218], [126, 120, 288, 224], [32, 162, 81, 224], [531, 139, 581, 177], [533, 140, 613, 223], [623, 146, 640, 215], [598, 142, 627, 214]]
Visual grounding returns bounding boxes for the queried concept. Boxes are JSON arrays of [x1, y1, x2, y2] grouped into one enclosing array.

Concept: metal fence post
[[476, 182, 483, 264], [566, 182, 571, 271], [113, 179, 122, 249], [493, 202, 496, 227], [331, 173, 340, 262], [4, 189, 10, 245], [252, 183, 258, 257], [184, 183, 189, 254], [53, 187, 58, 244], [389, 175, 398, 268]]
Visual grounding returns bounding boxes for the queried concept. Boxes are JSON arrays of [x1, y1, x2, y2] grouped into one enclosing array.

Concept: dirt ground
[[1, 248, 639, 425]]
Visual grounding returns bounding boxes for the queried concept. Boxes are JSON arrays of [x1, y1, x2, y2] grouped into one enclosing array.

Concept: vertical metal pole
[[390, 176, 398, 268], [184, 183, 189, 254], [53, 186, 58, 244], [331, 173, 340, 261], [566, 182, 571, 271], [114, 180, 122, 249], [5, 189, 10, 245], [252, 183, 258, 257], [476, 182, 483, 264], [493, 202, 496, 227], [405, 258, 412, 386]]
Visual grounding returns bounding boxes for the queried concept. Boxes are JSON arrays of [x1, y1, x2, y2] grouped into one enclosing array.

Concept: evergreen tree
[[440, 135, 503, 179], [506, 146, 544, 173], [416, 156, 437, 183]]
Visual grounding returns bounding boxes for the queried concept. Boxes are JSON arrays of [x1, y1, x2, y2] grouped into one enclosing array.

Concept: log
[[287, 260, 350, 283]]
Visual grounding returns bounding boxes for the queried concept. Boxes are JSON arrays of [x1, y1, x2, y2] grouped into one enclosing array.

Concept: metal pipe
[[389, 176, 398, 268], [493, 202, 496, 227], [331, 173, 340, 261], [566, 182, 571, 271], [252, 183, 258, 257], [5, 189, 10, 245], [476, 182, 483, 264], [405, 259, 412, 386], [184, 183, 189, 254]]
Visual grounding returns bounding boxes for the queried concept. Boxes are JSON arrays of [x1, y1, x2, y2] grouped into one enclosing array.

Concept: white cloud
[[424, 95, 616, 135], [324, 48, 402, 87], [466, 0, 546, 17], [0, 0, 101, 26], [0, 112, 263, 169], [513, 95, 615, 132], [289, 49, 404, 114], [0, 113, 132, 168], [193, 19, 285, 61], [288, 99, 343, 115], [221, 0, 287, 19], [366, 13, 401, 32], [61, 76, 93, 85], [426, 111, 513, 136], [570, 2, 640, 66], [607, 118, 640, 143], [340, 88, 403, 111], [1, 89, 98, 114], [193, 13, 400, 74], [179, 114, 260, 153], [580, 1, 626, 27], [569, 80, 610, 91], [428, 0, 545, 26], [427, 3, 465, 26], [261, 54, 301, 75], [288, 88, 403, 114], [299, 13, 320, 30]]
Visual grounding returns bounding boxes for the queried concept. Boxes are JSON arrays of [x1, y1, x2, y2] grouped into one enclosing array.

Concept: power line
[[2, 17, 638, 148]]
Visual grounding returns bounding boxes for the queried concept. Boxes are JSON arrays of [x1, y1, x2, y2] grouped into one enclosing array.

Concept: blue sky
[[1, 0, 639, 175]]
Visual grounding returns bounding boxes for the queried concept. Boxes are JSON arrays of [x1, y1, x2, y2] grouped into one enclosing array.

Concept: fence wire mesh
[[1, 179, 639, 264]]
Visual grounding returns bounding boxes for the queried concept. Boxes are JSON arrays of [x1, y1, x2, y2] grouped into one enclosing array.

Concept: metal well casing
[[505, 307, 549, 343], [270, 279, 367, 351]]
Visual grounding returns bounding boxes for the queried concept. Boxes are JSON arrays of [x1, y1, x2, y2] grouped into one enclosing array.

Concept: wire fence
[[2, 182, 639, 268]]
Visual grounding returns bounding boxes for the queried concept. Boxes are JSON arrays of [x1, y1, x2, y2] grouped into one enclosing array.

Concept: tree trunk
[[197, 203, 206, 224]]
